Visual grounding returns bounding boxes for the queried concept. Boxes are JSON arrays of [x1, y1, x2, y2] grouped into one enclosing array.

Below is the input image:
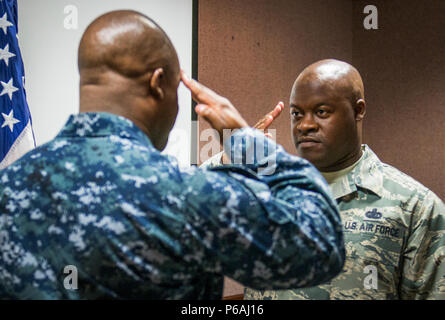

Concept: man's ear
[[355, 99, 366, 121], [149, 68, 165, 100]]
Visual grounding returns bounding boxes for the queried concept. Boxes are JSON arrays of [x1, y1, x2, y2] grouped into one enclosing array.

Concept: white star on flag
[[0, 1, 36, 170], [1, 109, 20, 132], [0, 78, 18, 100], [0, 12, 12, 35], [0, 44, 15, 66]]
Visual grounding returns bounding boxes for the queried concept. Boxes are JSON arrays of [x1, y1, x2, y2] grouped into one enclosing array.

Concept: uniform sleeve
[[177, 127, 345, 290], [400, 191, 445, 299]]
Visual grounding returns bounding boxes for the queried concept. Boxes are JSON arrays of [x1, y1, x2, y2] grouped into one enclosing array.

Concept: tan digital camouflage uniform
[[244, 145, 445, 299]]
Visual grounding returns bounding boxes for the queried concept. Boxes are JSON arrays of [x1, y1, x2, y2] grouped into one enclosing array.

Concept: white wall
[[18, 0, 193, 166]]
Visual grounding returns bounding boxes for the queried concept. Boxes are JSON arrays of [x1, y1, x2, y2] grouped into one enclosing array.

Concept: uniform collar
[[57, 112, 153, 147], [327, 145, 384, 200]]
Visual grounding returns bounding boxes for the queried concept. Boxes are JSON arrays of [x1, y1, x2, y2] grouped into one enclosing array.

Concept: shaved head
[[290, 59, 366, 172], [293, 59, 365, 107], [77, 10, 181, 151], [78, 10, 178, 81]]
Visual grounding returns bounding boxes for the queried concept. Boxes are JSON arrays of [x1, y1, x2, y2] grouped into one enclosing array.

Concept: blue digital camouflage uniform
[[244, 145, 445, 299], [0, 112, 344, 299]]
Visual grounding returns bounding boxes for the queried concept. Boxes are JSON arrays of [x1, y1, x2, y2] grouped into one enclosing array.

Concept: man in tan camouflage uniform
[[205, 59, 445, 299]]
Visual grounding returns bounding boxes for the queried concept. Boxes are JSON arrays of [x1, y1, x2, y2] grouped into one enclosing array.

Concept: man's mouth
[[297, 137, 321, 148]]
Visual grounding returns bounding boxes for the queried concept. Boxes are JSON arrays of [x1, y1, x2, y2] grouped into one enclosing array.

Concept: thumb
[[195, 104, 220, 129]]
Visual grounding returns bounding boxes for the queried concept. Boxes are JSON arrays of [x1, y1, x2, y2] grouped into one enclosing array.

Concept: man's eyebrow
[[290, 102, 331, 109], [315, 102, 327, 108]]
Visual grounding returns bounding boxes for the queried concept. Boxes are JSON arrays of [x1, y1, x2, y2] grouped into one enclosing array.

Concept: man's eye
[[316, 109, 328, 116], [291, 111, 301, 118]]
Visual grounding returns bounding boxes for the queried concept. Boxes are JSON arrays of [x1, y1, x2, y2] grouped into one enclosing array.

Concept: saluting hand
[[181, 71, 248, 143]]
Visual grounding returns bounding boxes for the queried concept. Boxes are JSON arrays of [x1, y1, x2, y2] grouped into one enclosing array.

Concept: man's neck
[[321, 149, 364, 185], [80, 86, 155, 137], [317, 145, 363, 173]]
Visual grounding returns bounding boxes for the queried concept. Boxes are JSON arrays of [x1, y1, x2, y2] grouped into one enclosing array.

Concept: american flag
[[0, 0, 35, 169]]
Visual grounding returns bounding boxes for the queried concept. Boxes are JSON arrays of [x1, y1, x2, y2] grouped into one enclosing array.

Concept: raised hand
[[181, 71, 248, 143], [220, 102, 284, 164], [253, 101, 284, 138], [253, 101, 284, 130]]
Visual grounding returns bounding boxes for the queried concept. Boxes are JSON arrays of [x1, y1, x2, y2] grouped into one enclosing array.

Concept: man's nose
[[297, 114, 318, 134]]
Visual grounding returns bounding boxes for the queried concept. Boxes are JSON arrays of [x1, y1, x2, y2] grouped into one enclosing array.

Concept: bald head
[[293, 59, 364, 106], [290, 59, 366, 172], [78, 10, 178, 81], [77, 10, 181, 151]]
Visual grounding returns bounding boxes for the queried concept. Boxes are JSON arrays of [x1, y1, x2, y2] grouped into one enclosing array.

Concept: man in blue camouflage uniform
[[0, 11, 345, 299], [242, 59, 445, 299]]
